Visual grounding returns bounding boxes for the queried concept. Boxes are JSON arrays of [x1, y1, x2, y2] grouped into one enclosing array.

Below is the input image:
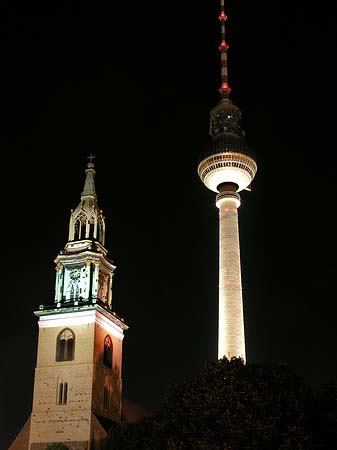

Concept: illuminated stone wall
[[30, 441, 88, 450], [92, 321, 123, 422], [28, 309, 125, 449], [217, 196, 246, 361], [29, 321, 95, 447]]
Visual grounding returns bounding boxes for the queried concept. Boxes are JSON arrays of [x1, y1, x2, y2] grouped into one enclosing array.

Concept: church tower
[[26, 159, 128, 450]]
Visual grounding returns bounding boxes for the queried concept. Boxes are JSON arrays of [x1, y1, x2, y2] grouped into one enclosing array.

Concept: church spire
[[67, 157, 105, 246], [81, 154, 97, 198]]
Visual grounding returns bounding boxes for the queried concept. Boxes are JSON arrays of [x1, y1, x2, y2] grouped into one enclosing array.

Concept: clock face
[[70, 268, 81, 281]]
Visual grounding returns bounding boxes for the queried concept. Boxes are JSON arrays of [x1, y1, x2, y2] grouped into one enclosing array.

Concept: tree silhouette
[[103, 357, 337, 449]]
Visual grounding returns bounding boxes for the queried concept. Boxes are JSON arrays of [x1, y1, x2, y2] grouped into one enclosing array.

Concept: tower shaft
[[216, 191, 246, 361]]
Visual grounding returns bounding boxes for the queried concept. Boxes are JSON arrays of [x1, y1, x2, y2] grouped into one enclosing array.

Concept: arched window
[[103, 335, 112, 368], [74, 214, 87, 240], [56, 328, 75, 361]]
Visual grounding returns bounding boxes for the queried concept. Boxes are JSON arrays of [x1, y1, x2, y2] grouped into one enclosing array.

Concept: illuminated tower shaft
[[197, 0, 257, 362], [216, 190, 245, 360]]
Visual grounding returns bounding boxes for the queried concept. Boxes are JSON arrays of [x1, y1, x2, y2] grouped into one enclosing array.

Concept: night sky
[[1, 0, 337, 448]]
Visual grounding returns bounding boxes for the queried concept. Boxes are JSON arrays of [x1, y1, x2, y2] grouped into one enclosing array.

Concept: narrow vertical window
[[103, 386, 109, 410], [56, 329, 75, 361], [74, 220, 80, 240], [63, 382, 68, 404], [80, 221, 86, 239], [67, 337, 74, 359], [98, 219, 104, 243], [103, 335, 112, 368], [57, 382, 68, 404], [58, 382, 64, 405]]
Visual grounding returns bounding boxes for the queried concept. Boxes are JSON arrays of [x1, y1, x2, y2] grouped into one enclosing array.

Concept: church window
[[57, 381, 68, 405], [103, 385, 110, 409], [74, 220, 80, 239], [103, 335, 112, 368], [89, 216, 95, 239], [98, 218, 104, 244], [56, 328, 75, 361], [74, 214, 87, 240]]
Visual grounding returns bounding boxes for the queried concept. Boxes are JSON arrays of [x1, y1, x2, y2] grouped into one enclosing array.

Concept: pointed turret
[[68, 157, 105, 247], [81, 161, 96, 198]]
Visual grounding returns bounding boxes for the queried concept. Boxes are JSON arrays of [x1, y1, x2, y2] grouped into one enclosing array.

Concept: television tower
[[197, 0, 257, 361]]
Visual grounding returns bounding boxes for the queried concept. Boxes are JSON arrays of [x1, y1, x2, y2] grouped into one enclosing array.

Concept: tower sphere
[[198, 97, 257, 193]]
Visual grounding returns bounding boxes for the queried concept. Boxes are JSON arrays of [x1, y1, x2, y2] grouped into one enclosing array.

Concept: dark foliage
[[103, 358, 337, 450], [309, 379, 337, 450]]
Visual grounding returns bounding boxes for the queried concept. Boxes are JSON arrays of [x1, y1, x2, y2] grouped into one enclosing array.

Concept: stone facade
[[30, 441, 88, 450], [28, 308, 125, 449], [29, 322, 94, 447], [92, 321, 123, 423]]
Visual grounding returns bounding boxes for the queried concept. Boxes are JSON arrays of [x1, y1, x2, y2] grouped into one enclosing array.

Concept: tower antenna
[[219, 0, 231, 97]]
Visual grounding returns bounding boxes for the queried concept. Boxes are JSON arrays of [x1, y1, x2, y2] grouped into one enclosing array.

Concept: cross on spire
[[87, 153, 96, 164]]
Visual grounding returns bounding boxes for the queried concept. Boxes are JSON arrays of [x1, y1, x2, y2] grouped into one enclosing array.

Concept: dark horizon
[[1, 1, 337, 448]]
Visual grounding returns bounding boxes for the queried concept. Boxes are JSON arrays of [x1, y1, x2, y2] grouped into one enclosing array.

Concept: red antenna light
[[219, 41, 229, 52], [219, 82, 231, 95], [219, 12, 227, 21]]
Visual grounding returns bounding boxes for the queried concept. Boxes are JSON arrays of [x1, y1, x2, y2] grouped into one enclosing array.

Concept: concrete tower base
[[216, 189, 246, 361]]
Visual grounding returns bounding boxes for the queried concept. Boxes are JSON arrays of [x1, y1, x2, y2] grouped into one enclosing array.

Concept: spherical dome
[[198, 152, 256, 193], [198, 135, 257, 193]]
